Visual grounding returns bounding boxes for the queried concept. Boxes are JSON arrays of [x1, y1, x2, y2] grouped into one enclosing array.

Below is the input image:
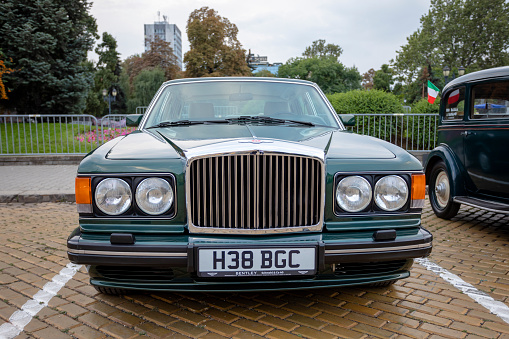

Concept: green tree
[[362, 68, 375, 90], [126, 68, 166, 113], [0, 0, 98, 114], [121, 37, 179, 91], [303, 39, 343, 60], [393, 0, 509, 84], [85, 32, 124, 116], [373, 64, 394, 92], [184, 7, 252, 77], [278, 40, 361, 94]]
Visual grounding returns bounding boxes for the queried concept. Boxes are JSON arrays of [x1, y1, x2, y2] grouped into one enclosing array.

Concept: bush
[[326, 89, 404, 114], [411, 98, 440, 114]]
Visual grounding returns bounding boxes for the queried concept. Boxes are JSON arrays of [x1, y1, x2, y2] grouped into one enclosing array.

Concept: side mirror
[[126, 114, 143, 127], [339, 114, 356, 127]]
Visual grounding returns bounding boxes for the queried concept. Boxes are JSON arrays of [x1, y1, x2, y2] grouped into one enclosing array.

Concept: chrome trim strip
[[325, 243, 430, 255], [69, 250, 187, 257]]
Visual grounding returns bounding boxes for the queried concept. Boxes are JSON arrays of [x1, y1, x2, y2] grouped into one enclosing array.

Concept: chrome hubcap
[[434, 170, 450, 209]]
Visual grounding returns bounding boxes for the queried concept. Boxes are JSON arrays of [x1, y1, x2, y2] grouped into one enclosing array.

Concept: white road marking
[[0, 263, 82, 339], [417, 258, 509, 324]]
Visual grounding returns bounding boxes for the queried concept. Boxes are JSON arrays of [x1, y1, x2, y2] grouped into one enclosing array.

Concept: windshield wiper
[[146, 120, 204, 129], [146, 119, 233, 129], [227, 116, 314, 126]]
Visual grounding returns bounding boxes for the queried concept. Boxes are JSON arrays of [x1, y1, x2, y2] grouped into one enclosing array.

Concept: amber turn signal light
[[411, 174, 426, 208], [75, 177, 92, 213]]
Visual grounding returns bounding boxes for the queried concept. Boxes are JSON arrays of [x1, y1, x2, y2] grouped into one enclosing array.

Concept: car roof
[[161, 77, 317, 86], [444, 66, 509, 92]]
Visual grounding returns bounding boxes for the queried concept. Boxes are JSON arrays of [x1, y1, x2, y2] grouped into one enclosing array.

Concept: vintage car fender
[[424, 143, 467, 197]]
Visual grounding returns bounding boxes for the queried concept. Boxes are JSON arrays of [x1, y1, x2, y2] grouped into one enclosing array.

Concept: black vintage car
[[425, 66, 509, 219]]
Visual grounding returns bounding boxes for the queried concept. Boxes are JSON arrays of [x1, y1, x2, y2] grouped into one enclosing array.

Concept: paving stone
[[320, 325, 366, 339], [68, 325, 106, 339], [142, 310, 178, 327], [32, 326, 73, 339], [419, 322, 467, 338], [204, 319, 241, 337], [135, 322, 177, 338], [168, 320, 208, 338], [292, 325, 336, 339], [101, 322, 139, 339], [286, 313, 327, 330], [204, 307, 240, 323], [78, 312, 112, 329], [45, 314, 80, 330]]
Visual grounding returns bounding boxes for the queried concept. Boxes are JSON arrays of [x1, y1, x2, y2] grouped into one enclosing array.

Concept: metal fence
[[348, 113, 439, 152], [0, 114, 135, 155], [0, 113, 439, 155], [136, 106, 148, 115]]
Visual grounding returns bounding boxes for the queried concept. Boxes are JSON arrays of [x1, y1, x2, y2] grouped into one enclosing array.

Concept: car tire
[[429, 161, 460, 219], [93, 285, 130, 295]]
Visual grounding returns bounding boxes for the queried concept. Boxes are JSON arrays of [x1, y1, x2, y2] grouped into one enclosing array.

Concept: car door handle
[[460, 131, 475, 136]]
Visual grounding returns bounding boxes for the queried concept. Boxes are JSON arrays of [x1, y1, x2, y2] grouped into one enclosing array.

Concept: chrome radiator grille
[[188, 154, 324, 231]]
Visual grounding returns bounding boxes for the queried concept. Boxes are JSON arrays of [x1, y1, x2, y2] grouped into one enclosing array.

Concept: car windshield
[[142, 80, 340, 128]]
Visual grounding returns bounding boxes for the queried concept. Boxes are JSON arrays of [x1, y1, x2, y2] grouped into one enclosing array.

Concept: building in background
[[144, 13, 183, 70], [248, 52, 282, 76]]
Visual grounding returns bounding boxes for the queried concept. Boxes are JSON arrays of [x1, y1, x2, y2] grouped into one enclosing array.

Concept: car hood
[[105, 125, 396, 160]]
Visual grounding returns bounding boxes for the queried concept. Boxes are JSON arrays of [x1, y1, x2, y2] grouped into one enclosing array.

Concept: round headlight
[[135, 178, 174, 215], [374, 175, 409, 211], [336, 176, 372, 212], [95, 178, 132, 215]]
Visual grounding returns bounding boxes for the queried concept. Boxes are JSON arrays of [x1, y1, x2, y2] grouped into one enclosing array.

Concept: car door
[[464, 80, 509, 198], [438, 86, 467, 171]]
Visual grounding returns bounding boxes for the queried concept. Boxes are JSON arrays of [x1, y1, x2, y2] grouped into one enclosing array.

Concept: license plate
[[197, 247, 316, 277]]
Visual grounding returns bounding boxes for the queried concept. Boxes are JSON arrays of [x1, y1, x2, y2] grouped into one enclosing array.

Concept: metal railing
[[136, 106, 148, 115], [0, 114, 135, 155], [348, 113, 439, 152], [0, 113, 439, 155]]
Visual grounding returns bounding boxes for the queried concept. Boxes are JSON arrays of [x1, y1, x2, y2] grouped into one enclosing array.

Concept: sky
[[89, 0, 431, 75]]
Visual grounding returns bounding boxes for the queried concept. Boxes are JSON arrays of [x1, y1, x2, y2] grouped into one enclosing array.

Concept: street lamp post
[[443, 66, 465, 84], [102, 88, 117, 115], [443, 66, 450, 84]]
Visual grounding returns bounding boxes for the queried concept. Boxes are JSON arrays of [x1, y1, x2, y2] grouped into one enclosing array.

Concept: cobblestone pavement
[[1, 201, 509, 338]]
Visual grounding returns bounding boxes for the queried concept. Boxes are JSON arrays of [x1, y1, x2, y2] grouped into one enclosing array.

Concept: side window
[[443, 87, 466, 121], [471, 81, 509, 119]]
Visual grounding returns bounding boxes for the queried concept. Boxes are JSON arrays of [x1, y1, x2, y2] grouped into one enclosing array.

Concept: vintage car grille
[[188, 154, 324, 231]]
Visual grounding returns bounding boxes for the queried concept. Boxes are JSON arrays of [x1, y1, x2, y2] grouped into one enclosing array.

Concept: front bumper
[[67, 228, 432, 291]]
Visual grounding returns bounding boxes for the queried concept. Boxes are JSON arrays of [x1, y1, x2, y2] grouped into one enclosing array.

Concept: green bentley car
[[67, 78, 431, 294]]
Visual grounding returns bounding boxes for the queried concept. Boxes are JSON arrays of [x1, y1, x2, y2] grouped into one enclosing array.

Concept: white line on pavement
[[0, 263, 82, 339], [417, 257, 509, 324]]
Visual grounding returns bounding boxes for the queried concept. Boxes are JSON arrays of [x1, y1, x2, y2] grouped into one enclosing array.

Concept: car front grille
[[188, 153, 324, 232]]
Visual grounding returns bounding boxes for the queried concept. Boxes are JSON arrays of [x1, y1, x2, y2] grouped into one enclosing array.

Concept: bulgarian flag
[[427, 81, 440, 104]]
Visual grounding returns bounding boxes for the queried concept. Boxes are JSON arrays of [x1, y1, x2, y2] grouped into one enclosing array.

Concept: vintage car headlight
[[336, 176, 372, 212], [135, 178, 174, 215], [374, 175, 409, 211], [95, 178, 132, 215]]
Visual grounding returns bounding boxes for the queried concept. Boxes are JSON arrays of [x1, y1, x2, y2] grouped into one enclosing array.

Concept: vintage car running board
[[454, 196, 509, 214]]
